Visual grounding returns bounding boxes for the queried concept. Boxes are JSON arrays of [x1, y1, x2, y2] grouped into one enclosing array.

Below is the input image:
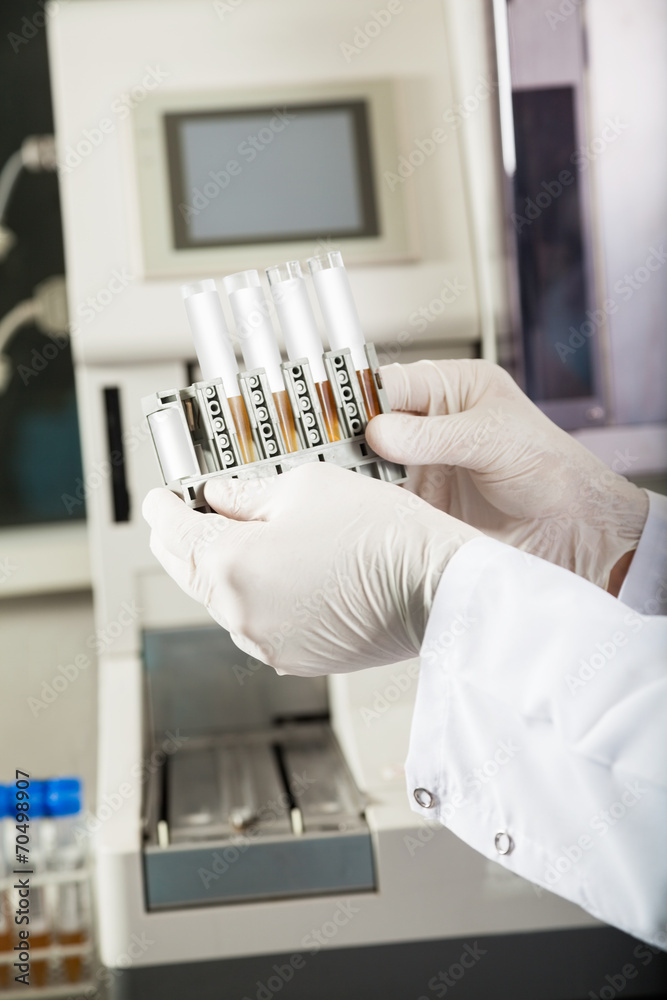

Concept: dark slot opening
[[273, 712, 329, 725], [271, 743, 298, 813], [160, 742, 169, 829], [359, 442, 368, 457], [103, 387, 130, 523]]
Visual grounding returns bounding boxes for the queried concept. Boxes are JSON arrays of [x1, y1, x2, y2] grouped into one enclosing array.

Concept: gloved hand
[[366, 359, 649, 591], [142, 462, 479, 676]]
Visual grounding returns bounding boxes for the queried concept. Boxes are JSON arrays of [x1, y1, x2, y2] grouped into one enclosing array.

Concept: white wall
[[0, 590, 97, 809]]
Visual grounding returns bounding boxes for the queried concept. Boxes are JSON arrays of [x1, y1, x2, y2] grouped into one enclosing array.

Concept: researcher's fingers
[[149, 534, 197, 600], [228, 630, 272, 668], [366, 410, 494, 471], [142, 488, 231, 560], [204, 474, 281, 521], [142, 487, 216, 560], [380, 359, 469, 415]]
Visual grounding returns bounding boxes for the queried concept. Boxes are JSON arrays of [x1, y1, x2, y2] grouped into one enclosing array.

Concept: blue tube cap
[[11, 779, 47, 817], [45, 777, 82, 817]]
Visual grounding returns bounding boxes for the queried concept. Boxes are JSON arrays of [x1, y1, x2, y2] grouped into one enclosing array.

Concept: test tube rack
[[0, 868, 96, 999], [142, 342, 406, 510]]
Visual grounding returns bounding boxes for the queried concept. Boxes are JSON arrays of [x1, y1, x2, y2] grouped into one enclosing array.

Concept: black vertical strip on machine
[[511, 86, 591, 403], [271, 743, 298, 814], [103, 387, 131, 522]]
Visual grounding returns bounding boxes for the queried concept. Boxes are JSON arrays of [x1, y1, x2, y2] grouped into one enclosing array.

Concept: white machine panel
[[47, 0, 512, 368]]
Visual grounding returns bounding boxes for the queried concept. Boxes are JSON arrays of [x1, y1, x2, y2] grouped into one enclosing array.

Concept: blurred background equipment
[[43, 0, 667, 997], [0, 0, 665, 997], [0, 11, 84, 528], [0, 777, 96, 998]]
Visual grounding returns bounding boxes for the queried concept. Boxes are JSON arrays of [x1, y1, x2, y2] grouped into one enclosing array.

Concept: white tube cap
[[181, 280, 239, 398]]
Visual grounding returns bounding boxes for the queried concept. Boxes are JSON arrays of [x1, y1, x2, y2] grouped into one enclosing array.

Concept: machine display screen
[[164, 102, 379, 249]]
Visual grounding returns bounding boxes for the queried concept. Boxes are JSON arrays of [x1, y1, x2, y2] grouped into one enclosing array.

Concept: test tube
[[266, 261, 340, 443], [46, 778, 87, 985], [10, 781, 51, 987], [307, 251, 381, 419], [0, 786, 11, 991], [147, 408, 200, 484], [181, 280, 255, 463], [223, 270, 298, 453]]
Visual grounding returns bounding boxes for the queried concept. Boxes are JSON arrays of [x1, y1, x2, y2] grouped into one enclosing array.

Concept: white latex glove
[[142, 462, 479, 676], [366, 359, 649, 591]]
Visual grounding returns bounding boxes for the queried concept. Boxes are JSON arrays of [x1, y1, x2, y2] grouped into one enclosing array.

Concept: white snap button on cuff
[[414, 788, 435, 808], [494, 830, 513, 855]]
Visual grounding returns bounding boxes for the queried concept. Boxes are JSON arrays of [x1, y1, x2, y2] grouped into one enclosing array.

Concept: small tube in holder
[[307, 251, 381, 419], [223, 270, 298, 452], [181, 279, 255, 463], [147, 407, 200, 483], [266, 260, 340, 442]]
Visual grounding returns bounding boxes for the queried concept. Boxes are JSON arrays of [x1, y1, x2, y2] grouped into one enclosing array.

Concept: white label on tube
[[229, 286, 285, 393], [184, 291, 240, 398], [149, 408, 200, 483], [311, 267, 368, 370], [272, 278, 327, 383]]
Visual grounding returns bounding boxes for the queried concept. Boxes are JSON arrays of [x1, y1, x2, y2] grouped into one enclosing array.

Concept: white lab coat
[[406, 491, 667, 949]]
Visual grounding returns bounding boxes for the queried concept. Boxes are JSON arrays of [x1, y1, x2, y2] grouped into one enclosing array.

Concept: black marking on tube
[[103, 387, 130, 523]]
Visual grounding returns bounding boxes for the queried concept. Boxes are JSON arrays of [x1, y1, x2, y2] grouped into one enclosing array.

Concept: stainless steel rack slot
[[143, 723, 375, 909]]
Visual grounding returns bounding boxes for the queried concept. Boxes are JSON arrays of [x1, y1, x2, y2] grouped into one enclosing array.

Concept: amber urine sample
[[228, 393, 257, 463], [29, 930, 51, 987], [59, 929, 87, 982], [0, 908, 11, 989], [273, 390, 299, 452], [316, 381, 340, 442], [265, 262, 340, 445], [358, 368, 381, 419]]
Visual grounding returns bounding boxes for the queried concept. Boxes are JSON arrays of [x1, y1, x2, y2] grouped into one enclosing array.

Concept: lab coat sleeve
[[405, 512, 667, 949]]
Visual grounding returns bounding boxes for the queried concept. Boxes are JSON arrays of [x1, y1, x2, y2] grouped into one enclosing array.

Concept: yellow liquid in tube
[[273, 390, 299, 452], [29, 930, 52, 987], [228, 394, 257, 464], [0, 897, 11, 989], [316, 381, 340, 442], [358, 368, 381, 419], [60, 928, 87, 982]]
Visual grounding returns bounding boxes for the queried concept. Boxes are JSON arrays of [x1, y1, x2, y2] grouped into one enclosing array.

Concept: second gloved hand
[[366, 359, 648, 590], [142, 462, 479, 676]]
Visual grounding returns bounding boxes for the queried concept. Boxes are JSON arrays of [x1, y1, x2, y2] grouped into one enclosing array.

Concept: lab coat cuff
[[404, 534, 667, 949], [618, 490, 667, 615], [405, 535, 509, 821]]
